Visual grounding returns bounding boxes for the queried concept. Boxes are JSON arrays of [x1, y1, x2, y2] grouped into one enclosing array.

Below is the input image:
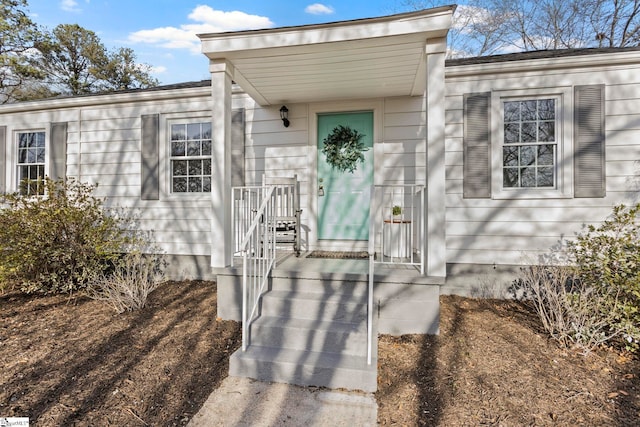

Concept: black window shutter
[[0, 126, 6, 193], [49, 122, 68, 181], [574, 85, 605, 198], [231, 108, 245, 187], [141, 114, 160, 200], [463, 92, 491, 198]]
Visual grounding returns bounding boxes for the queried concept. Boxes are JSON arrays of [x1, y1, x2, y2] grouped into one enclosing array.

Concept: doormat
[[306, 251, 369, 259]]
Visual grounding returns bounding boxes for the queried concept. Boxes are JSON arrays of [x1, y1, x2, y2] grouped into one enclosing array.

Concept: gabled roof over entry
[[198, 7, 455, 106]]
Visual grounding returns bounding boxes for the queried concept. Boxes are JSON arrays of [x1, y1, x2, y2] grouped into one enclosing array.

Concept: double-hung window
[[17, 131, 45, 195], [170, 121, 212, 193], [465, 86, 602, 200], [502, 98, 557, 189]]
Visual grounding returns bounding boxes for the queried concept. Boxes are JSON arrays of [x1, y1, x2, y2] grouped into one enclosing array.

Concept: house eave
[[199, 7, 455, 106], [199, 7, 455, 53], [0, 83, 245, 114], [445, 49, 640, 78]]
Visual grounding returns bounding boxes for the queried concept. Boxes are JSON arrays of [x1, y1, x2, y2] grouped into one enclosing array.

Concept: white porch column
[[424, 38, 447, 278], [210, 60, 233, 268]]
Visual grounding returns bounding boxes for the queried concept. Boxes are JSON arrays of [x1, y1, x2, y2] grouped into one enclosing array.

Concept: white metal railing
[[369, 184, 425, 270], [236, 186, 277, 351], [232, 186, 271, 256], [367, 184, 425, 364], [232, 179, 300, 257]]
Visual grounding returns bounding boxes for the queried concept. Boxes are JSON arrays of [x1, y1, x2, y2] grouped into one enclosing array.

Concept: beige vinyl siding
[[445, 58, 640, 266], [243, 98, 309, 187], [382, 96, 426, 184], [241, 96, 311, 236]]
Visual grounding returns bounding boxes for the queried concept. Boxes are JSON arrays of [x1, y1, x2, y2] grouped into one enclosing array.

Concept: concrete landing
[[188, 376, 377, 427]]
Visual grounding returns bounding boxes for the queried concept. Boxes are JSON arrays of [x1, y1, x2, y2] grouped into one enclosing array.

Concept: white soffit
[[199, 7, 455, 105]]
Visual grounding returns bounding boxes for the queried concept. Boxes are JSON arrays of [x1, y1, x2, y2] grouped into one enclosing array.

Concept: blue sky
[[26, 1, 408, 85]]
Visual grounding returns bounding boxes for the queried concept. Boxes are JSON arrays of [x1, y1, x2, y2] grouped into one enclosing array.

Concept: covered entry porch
[[200, 7, 454, 391], [199, 7, 453, 276]]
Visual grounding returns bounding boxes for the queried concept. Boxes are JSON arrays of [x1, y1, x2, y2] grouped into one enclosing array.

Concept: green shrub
[[0, 178, 139, 294], [568, 203, 640, 351], [522, 203, 640, 353]]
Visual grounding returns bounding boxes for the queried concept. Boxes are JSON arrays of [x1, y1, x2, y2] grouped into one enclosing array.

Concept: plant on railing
[[392, 205, 402, 216], [321, 125, 368, 173]]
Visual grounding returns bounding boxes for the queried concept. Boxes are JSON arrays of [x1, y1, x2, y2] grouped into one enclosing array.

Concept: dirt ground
[[377, 295, 640, 426], [1, 282, 639, 426], [0, 281, 241, 426]]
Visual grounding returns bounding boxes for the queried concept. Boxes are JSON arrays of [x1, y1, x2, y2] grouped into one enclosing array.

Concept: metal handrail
[[239, 186, 276, 351]]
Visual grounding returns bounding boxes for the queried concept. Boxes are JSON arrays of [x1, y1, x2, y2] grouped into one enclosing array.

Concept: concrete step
[[269, 275, 369, 297], [260, 290, 367, 322], [250, 315, 372, 356], [229, 345, 377, 392]]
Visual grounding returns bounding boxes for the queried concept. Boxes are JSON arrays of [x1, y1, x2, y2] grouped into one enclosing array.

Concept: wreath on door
[[321, 125, 368, 173]]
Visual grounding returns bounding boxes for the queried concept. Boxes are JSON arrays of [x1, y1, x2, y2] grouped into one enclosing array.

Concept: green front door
[[317, 111, 374, 240]]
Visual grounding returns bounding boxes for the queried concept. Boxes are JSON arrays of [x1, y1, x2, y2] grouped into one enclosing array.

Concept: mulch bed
[[377, 295, 640, 426], [0, 281, 241, 426], [1, 283, 638, 426]]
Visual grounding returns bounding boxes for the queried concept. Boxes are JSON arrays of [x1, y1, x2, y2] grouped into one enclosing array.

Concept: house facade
[[1, 8, 640, 329]]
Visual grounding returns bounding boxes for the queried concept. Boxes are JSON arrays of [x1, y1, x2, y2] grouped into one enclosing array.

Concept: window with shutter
[[484, 87, 575, 199]]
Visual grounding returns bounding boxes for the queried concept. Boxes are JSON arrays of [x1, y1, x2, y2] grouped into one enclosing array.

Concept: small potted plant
[[392, 205, 402, 219], [384, 204, 411, 258]]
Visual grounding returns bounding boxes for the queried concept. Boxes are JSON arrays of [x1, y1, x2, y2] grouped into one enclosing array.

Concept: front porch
[[201, 7, 455, 392]]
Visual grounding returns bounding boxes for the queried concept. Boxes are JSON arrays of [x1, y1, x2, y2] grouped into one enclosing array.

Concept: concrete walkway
[[188, 377, 378, 427]]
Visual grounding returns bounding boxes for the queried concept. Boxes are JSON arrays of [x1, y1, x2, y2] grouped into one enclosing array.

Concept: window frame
[[165, 116, 213, 197], [490, 88, 573, 199], [14, 128, 47, 196]]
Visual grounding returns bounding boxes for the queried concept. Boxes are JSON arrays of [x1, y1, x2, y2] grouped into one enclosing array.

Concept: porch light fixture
[[280, 105, 290, 127]]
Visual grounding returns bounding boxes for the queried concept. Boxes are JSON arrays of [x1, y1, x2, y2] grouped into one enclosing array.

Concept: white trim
[[199, 8, 454, 54], [307, 99, 384, 250], [490, 87, 574, 199], [446, 50, 640, 78], [0, 86, 220, 115], [9, 126, 49, 194], [161, 115, 214, 200]]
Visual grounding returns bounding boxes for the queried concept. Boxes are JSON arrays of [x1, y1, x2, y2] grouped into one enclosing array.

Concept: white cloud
[[60, 0, 81, 12], [150, 65, 167, 75], [128, 5, 274, 54], [60, 0, 89, 12], [305, 3, 334, 15]]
